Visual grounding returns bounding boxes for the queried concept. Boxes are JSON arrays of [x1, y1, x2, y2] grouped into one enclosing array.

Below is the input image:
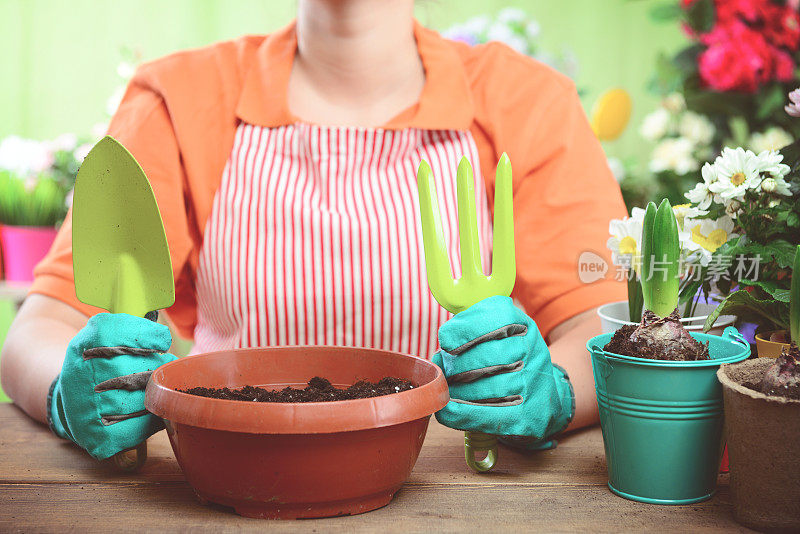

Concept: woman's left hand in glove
[[431, 295, 575, 449]]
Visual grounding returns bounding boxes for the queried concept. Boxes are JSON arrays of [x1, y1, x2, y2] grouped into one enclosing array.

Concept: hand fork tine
[[456, 157, 483, 283], [416, 153, 517, 472]]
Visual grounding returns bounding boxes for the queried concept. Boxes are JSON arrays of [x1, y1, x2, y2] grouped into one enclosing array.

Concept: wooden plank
[[0, 482, 752, 533], [0, 404, 610, 486]]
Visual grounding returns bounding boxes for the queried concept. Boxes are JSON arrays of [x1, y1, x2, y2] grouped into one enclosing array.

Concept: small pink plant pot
[[0, 225, 58, 282]]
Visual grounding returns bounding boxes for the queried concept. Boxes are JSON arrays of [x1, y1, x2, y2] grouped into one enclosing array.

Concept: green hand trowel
[[72, 135, 175, 470], [417, 153, 516, 472]]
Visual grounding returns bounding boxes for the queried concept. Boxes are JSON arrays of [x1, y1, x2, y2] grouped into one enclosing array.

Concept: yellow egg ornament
[[591, 88, 632, 142]]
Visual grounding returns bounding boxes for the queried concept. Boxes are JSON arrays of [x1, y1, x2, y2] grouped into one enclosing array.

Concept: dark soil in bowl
[[603, 309, 709, 361], [179, 376, 415, 403]]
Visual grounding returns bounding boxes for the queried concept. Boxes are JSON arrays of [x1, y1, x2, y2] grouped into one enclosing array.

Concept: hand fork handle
[[417, 154, 516, 473]]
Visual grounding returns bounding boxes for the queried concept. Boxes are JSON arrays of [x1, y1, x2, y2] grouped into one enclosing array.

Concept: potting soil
[[603, 309, 709, 361], [179, 376, 415, 402]]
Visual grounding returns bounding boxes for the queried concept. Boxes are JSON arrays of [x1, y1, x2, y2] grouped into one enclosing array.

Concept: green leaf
[[703, 289, 790, 332], [648, 57, 679, 95], [756, 85, 787, 121], [685, 0, 715, 33], [650, 1, 682, 22], [728, 116, 750, 148], [642, 199, 680, 317], [652, 199, 680, 316], [672, 45, 703, 73], [740, 279, 791, 302], [628, 275, 644, 323], [641, 202, 657, 313]]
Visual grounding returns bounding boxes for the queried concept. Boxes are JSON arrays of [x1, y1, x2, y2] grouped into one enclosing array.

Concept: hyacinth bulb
[[761, 345, 800, 400], [629, 309, 709, 361]]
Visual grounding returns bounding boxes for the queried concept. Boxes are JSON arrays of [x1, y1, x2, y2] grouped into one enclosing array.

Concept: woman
[[1, 0, 625, 460]]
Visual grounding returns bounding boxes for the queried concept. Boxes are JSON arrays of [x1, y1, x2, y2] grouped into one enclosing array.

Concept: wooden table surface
[[0, 404, 752, 533]]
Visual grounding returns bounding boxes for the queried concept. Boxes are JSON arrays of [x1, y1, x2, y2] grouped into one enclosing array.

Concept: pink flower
[[786, 88, 800, 117], [698, 22, 768, 93]]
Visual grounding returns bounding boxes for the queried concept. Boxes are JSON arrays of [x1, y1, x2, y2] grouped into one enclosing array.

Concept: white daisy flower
[[640, 108, 672, 141], [759, 176, 792, 196], [678, 111, 715, 145], [672, 203, 709, 231], [682, 216, 738, 266], [649, 138, 699, 175], [685, 162, 719, 210], [707, 147, 760, 201], [754, 150, 790, 179], [749, 127, 792, 154], [607, 207, 645, 270]]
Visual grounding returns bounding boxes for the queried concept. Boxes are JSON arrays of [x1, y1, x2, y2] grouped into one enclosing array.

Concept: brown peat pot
[[718, 359, 800, 531], [145, 346, 449, 519]]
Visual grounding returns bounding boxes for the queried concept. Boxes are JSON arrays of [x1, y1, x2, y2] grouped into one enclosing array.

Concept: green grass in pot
[[0, 170, 68, 227], [759, 245, 800, 399], [604, 199, 710, 361]]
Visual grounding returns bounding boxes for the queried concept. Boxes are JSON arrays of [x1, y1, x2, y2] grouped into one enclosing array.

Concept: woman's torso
[[190, 123, 493, 358]]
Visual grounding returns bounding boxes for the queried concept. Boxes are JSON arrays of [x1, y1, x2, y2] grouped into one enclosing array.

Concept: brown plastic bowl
[[145, 346, 449, 519]]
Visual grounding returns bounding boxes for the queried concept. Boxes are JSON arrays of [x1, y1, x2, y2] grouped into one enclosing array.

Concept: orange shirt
[[32, 21, 626, 341]]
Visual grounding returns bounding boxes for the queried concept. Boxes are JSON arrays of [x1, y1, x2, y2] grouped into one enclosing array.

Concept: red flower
[[761, 2, 800, 50], [689, 0, 799, 92]]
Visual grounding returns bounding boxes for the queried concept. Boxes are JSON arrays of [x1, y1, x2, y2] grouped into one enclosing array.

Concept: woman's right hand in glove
[[47, 313, 175, 460]]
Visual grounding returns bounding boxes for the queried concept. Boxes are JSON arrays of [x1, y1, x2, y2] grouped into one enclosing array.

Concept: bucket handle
[[721, 327, 747, 348], [593, 348, 614, 379]]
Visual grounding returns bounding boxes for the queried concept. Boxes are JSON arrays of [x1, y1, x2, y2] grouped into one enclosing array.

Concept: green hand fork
[[416, 153, 516, 472]]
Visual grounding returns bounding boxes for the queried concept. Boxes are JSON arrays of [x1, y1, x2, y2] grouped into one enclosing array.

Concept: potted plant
[[717, 245, 800, 531], [697, 139, 800, 357], [0, 135, 85, 282], [587, 199, 750, 504], [602, 204, 736, 334]]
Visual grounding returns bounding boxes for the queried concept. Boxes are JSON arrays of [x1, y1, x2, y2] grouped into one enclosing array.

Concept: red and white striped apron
[[191, 123, 492, 359]]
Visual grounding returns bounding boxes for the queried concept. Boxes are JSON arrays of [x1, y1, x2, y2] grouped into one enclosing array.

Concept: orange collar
[[235, 20, 474, 131]]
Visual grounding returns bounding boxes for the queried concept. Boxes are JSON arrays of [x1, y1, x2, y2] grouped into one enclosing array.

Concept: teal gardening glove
[[47, 312, 176, 460], [432, 296, 575, 450]]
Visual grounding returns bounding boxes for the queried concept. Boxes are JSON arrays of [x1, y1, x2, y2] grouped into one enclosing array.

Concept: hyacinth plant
[[605, 199, 710, 361], [608, 202, 733, 322]]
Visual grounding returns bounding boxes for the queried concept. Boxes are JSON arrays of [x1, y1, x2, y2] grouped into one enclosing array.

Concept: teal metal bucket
[[587, 327, 750, 505]]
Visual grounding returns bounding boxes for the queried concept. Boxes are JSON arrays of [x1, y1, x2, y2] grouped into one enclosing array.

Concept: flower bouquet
[[621, 0, 800, 208]]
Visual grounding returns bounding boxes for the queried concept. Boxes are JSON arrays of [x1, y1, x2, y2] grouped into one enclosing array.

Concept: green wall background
[[0, 0, 686, 161]]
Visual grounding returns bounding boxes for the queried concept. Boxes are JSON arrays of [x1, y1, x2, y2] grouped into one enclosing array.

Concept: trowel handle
[[464, 431, 498, 472], [108, 310, 159, 472], [109, 441, 148, 471]]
